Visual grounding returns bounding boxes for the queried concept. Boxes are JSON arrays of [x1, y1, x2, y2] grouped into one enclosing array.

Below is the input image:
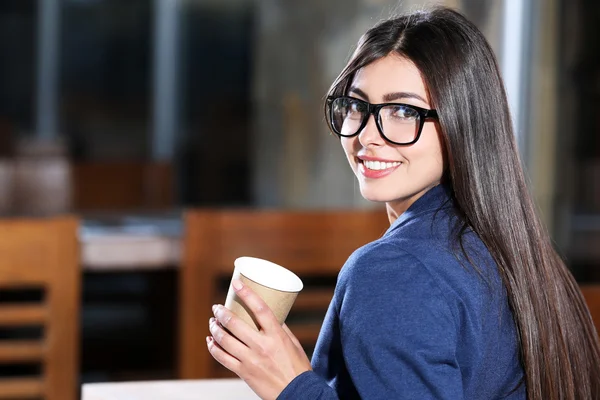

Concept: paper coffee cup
[[224, 256, 303, 331]]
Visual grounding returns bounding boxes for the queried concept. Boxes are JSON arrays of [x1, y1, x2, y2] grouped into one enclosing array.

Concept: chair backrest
[[0, 217, 80, 400], [179, 209, 389, 379], [580, 285, 600, 335]]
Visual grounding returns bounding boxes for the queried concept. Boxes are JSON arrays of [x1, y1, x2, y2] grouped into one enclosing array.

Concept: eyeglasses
[[326, 96, 438, 145]]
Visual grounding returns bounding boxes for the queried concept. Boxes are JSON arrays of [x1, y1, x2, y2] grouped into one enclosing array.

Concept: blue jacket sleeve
[[279, 244, 464, 399], [277, 371, 338, 400], [338, 245, 464, 399]]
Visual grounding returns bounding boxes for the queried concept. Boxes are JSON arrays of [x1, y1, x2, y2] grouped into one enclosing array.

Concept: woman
[[207, 7, 600, 399]]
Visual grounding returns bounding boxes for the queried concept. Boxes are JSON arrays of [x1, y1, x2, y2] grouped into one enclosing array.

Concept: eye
[[389, 105, 419, 120], [342, 100, 365, 120]]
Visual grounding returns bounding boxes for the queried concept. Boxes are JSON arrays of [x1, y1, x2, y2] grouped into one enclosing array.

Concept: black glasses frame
[[326, 96, 439, 145]]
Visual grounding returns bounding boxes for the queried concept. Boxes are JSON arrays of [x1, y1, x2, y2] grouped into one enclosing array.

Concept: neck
[[385, 203, 402, 225], [385, 183, 442, 224]]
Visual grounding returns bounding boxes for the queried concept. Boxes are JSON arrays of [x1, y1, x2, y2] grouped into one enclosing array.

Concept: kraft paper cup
[[224, 256, 304, 331]]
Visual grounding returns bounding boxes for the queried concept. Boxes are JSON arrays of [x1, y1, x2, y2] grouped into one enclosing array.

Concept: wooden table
[[82, 379, 260, 400], [79, 214, 184, 382], [80, 214, 182, 271]]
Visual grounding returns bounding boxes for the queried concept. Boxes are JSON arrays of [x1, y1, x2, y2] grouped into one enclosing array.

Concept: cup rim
[[234, 256, 303, 292]]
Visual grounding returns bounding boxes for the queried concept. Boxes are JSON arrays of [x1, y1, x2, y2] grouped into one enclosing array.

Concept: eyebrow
[[348, 86, 428, 104]]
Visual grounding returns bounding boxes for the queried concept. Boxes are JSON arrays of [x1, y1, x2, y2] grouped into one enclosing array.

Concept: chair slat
[[0, 340, 45, 363], [0, 377, 44, 399], [294, 289, 334, 310], [0, 305, 47, 326], [289, 323, 323, 344]]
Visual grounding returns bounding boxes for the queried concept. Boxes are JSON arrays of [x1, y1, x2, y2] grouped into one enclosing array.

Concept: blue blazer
[[279, 185, 525, 399]]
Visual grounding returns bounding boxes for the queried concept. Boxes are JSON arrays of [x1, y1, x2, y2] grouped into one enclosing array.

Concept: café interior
[[0, 0, 599, 399]]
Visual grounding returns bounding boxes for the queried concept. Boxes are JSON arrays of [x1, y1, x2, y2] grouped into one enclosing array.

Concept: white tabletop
[[82, 379, 260, 400], [80, 214, 182, 271]]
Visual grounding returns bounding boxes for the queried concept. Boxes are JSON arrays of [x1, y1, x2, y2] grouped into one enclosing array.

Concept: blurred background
[[0, 0, 598, 393]]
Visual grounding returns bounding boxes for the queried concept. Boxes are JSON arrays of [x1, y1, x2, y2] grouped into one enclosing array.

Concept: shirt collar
[[385, 184, 453, 235]]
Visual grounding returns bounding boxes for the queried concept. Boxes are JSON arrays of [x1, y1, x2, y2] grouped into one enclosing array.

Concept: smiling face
[[340, 55, 445, 218]]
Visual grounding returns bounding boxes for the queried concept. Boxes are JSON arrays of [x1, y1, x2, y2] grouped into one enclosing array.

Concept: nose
[[358, 113, 384, 147]]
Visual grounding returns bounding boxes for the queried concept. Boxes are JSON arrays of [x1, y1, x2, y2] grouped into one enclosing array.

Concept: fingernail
[[232, 279, 243, 290], [206, 336, 210, 344], [212, 304, 217, 313]]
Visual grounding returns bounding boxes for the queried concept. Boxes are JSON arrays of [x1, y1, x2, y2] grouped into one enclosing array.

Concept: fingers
[[209, 317, 251, 361], [212, 305, 260, 348], [230, 279, 279, 333], [282, 323, 303, 351], [206, 335, 241, 374]]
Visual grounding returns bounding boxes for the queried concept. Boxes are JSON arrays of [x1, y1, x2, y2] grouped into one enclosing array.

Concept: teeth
[[363, 160, 401, 170]]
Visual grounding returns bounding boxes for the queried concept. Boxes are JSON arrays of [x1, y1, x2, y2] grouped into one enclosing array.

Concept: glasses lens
[[330, 97, 367, 136], [378, 105, 421, 144]]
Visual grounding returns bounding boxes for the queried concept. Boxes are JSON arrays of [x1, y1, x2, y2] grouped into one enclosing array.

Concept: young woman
[[207, 7, 600, 399]]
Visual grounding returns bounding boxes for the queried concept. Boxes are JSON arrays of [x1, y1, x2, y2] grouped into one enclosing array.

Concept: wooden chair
[[0, 217, 80, 400], [580, 285, 600, 335], [179, 209, 390, 379]]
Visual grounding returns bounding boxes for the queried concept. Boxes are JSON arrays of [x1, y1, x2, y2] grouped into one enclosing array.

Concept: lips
[[357, 157, 402, 179]]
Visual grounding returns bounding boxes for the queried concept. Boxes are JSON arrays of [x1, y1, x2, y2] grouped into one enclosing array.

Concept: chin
[[358, 186, 397, 203]]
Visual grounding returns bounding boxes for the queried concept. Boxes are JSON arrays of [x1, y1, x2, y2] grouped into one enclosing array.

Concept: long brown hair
[[325, 7, 600, 399]]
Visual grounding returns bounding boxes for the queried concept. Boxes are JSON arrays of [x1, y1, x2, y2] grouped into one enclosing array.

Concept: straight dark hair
[[326, 7, 600, 399]]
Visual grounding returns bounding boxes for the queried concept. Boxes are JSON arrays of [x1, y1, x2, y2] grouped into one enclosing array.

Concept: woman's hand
[[207, 279, 312, 400]]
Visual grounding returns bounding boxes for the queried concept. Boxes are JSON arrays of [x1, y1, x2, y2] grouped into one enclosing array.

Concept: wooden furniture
[[0, 217, 80, 400], [82, 378, 258, 400], [72, 162, 173, 211], [179, 209, 389, 379], [581, 285, 600, 335], [80, 215, 181, 271]]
